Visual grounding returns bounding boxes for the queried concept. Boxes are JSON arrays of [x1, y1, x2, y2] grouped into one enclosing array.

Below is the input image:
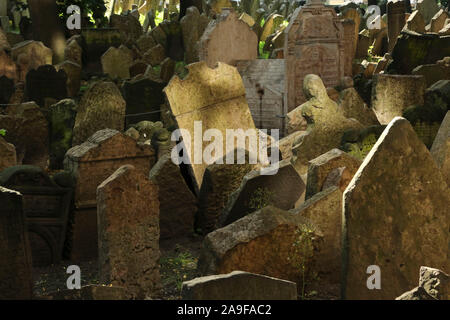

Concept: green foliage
[[155, 10, 164, 26], [367, 45, 383, 63], [259, 41, 270, 59], [248, 187, 273, 212], [288, 226, 316, 300], [160, 248, 197, 294], [0, 129, 5, 137]]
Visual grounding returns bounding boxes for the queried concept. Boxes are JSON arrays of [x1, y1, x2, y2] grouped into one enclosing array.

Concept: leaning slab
[[181, 271, 297, 300]]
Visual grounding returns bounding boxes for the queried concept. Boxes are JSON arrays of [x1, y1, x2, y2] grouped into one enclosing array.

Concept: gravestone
[[0, 133, 16, 170], [0, 187, 33, 299], [403, 10, 426, 34], [164, 62, 256, 193], [429, 9, 449, 33], [291, 186, 342, 295], [143, 44, 166, 66], [387, 0, 406, 52], [342, 117, 450, 300], [64, 129, 156, 261], [197, 148, 257, 234], [198, 9, 258, 68], [341, 7, 361, 59], [101, 45, 133, 79], [198, 205, 323, 287], [11, 40, 53, 82], [371, 74, 426, 125], [411, 61, 450, 87], [47, 99, 77, 170], [219, 160, 305, 227], [109, 14, 143, 42], [305, 148, 361, 200], [284, 1, 345, 112], [72, 81, 126, 146], [56, 60, 81, 97], [136, 33, 157, 54], [235, 59, 285, 134], [180, 6, 209, 64], [97, 165, 160, 299], [416, 0, 439, 24], [0, 102, 49, 168], [159, 20, 184, 61], [24, 64, 68, 107], [338, 87, 379, 126], [0, 165, 72, 267], [0, 26, 10, 51], [430, 111, 450, 184], [81, 28, 122, 73], [148, 154, 197, 239], [0, 50, 17, 81], [129, 60, 149, 77], [64, 39, 82, 66], [121, 76, 165, 127], [160, 57, 176, 83], [0, 75, 14, 104], [342, 19, 356, 77], [182, 271, 297, 300], [288, 74, 363, 174]]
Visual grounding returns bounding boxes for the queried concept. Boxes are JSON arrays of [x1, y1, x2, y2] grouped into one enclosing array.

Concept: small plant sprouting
[[0, 129, 6, 137], [288, 225, 316, 300]]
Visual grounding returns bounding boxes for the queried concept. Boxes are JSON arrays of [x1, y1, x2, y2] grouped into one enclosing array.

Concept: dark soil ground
[[33, 234, 203, 300], [33, 233, 338, 300]]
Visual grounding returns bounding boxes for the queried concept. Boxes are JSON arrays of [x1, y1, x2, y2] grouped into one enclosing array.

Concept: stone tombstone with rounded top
[[284, 1, 345, 112]]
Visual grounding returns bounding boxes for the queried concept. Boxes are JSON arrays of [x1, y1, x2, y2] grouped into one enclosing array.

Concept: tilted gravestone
[[0, 186, 33, 299], [342, 117, 450, 300], [0, 165, 72, 267], [430, 111, 450, 184], [97, 165, 161, 299], [163, 61, 256, 193]]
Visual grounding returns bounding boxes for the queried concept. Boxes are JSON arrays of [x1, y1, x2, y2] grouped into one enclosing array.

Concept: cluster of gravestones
[[1, 0, 449, 300]]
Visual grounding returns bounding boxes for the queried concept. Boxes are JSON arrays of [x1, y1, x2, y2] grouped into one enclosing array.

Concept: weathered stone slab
[[387, 0, 406, 52], [198, 205, 323, 287], [72, 81, 126, 146], [198, 9, 258, 68], [338, 87, 379, 126], [305, 148, 361, 200], [0, 165, 72, 267], [64, 39, 82, 66], [182, 271, 297, 300], [64, 129, 156, 261], [430, 111, 450, 184], [291, 186, 342, 295], [419, 266, 449, 300], [412, 62, 450, 87], [417, 0, 439, 24], [48, 99, 77, 170], [181, 6, 210, 64], [371, 74, 426, 125], [101, 45, 133, 79], [0, 136, 16, 171], [219, 159, 305, 227], [81, 28, 122, 73], [235, 59, 285, 133], [164, 62, 256, 192], [342, 117, 450, 300], [56, 60, 81, 98], [25, 64, 68, 107], [149, 154, 197, 240], [284, 2, 345, 112], [121, 76, 165, 127], [403, 10, 426, 34], [289, 75, 363, 174], [0, 186, 33, 299], [197, 149, 257, 235], [97, 165, 160, 299], [11, 40, 52, 82], [395, 286, 436, 300], [0, 102, 49, 168]]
